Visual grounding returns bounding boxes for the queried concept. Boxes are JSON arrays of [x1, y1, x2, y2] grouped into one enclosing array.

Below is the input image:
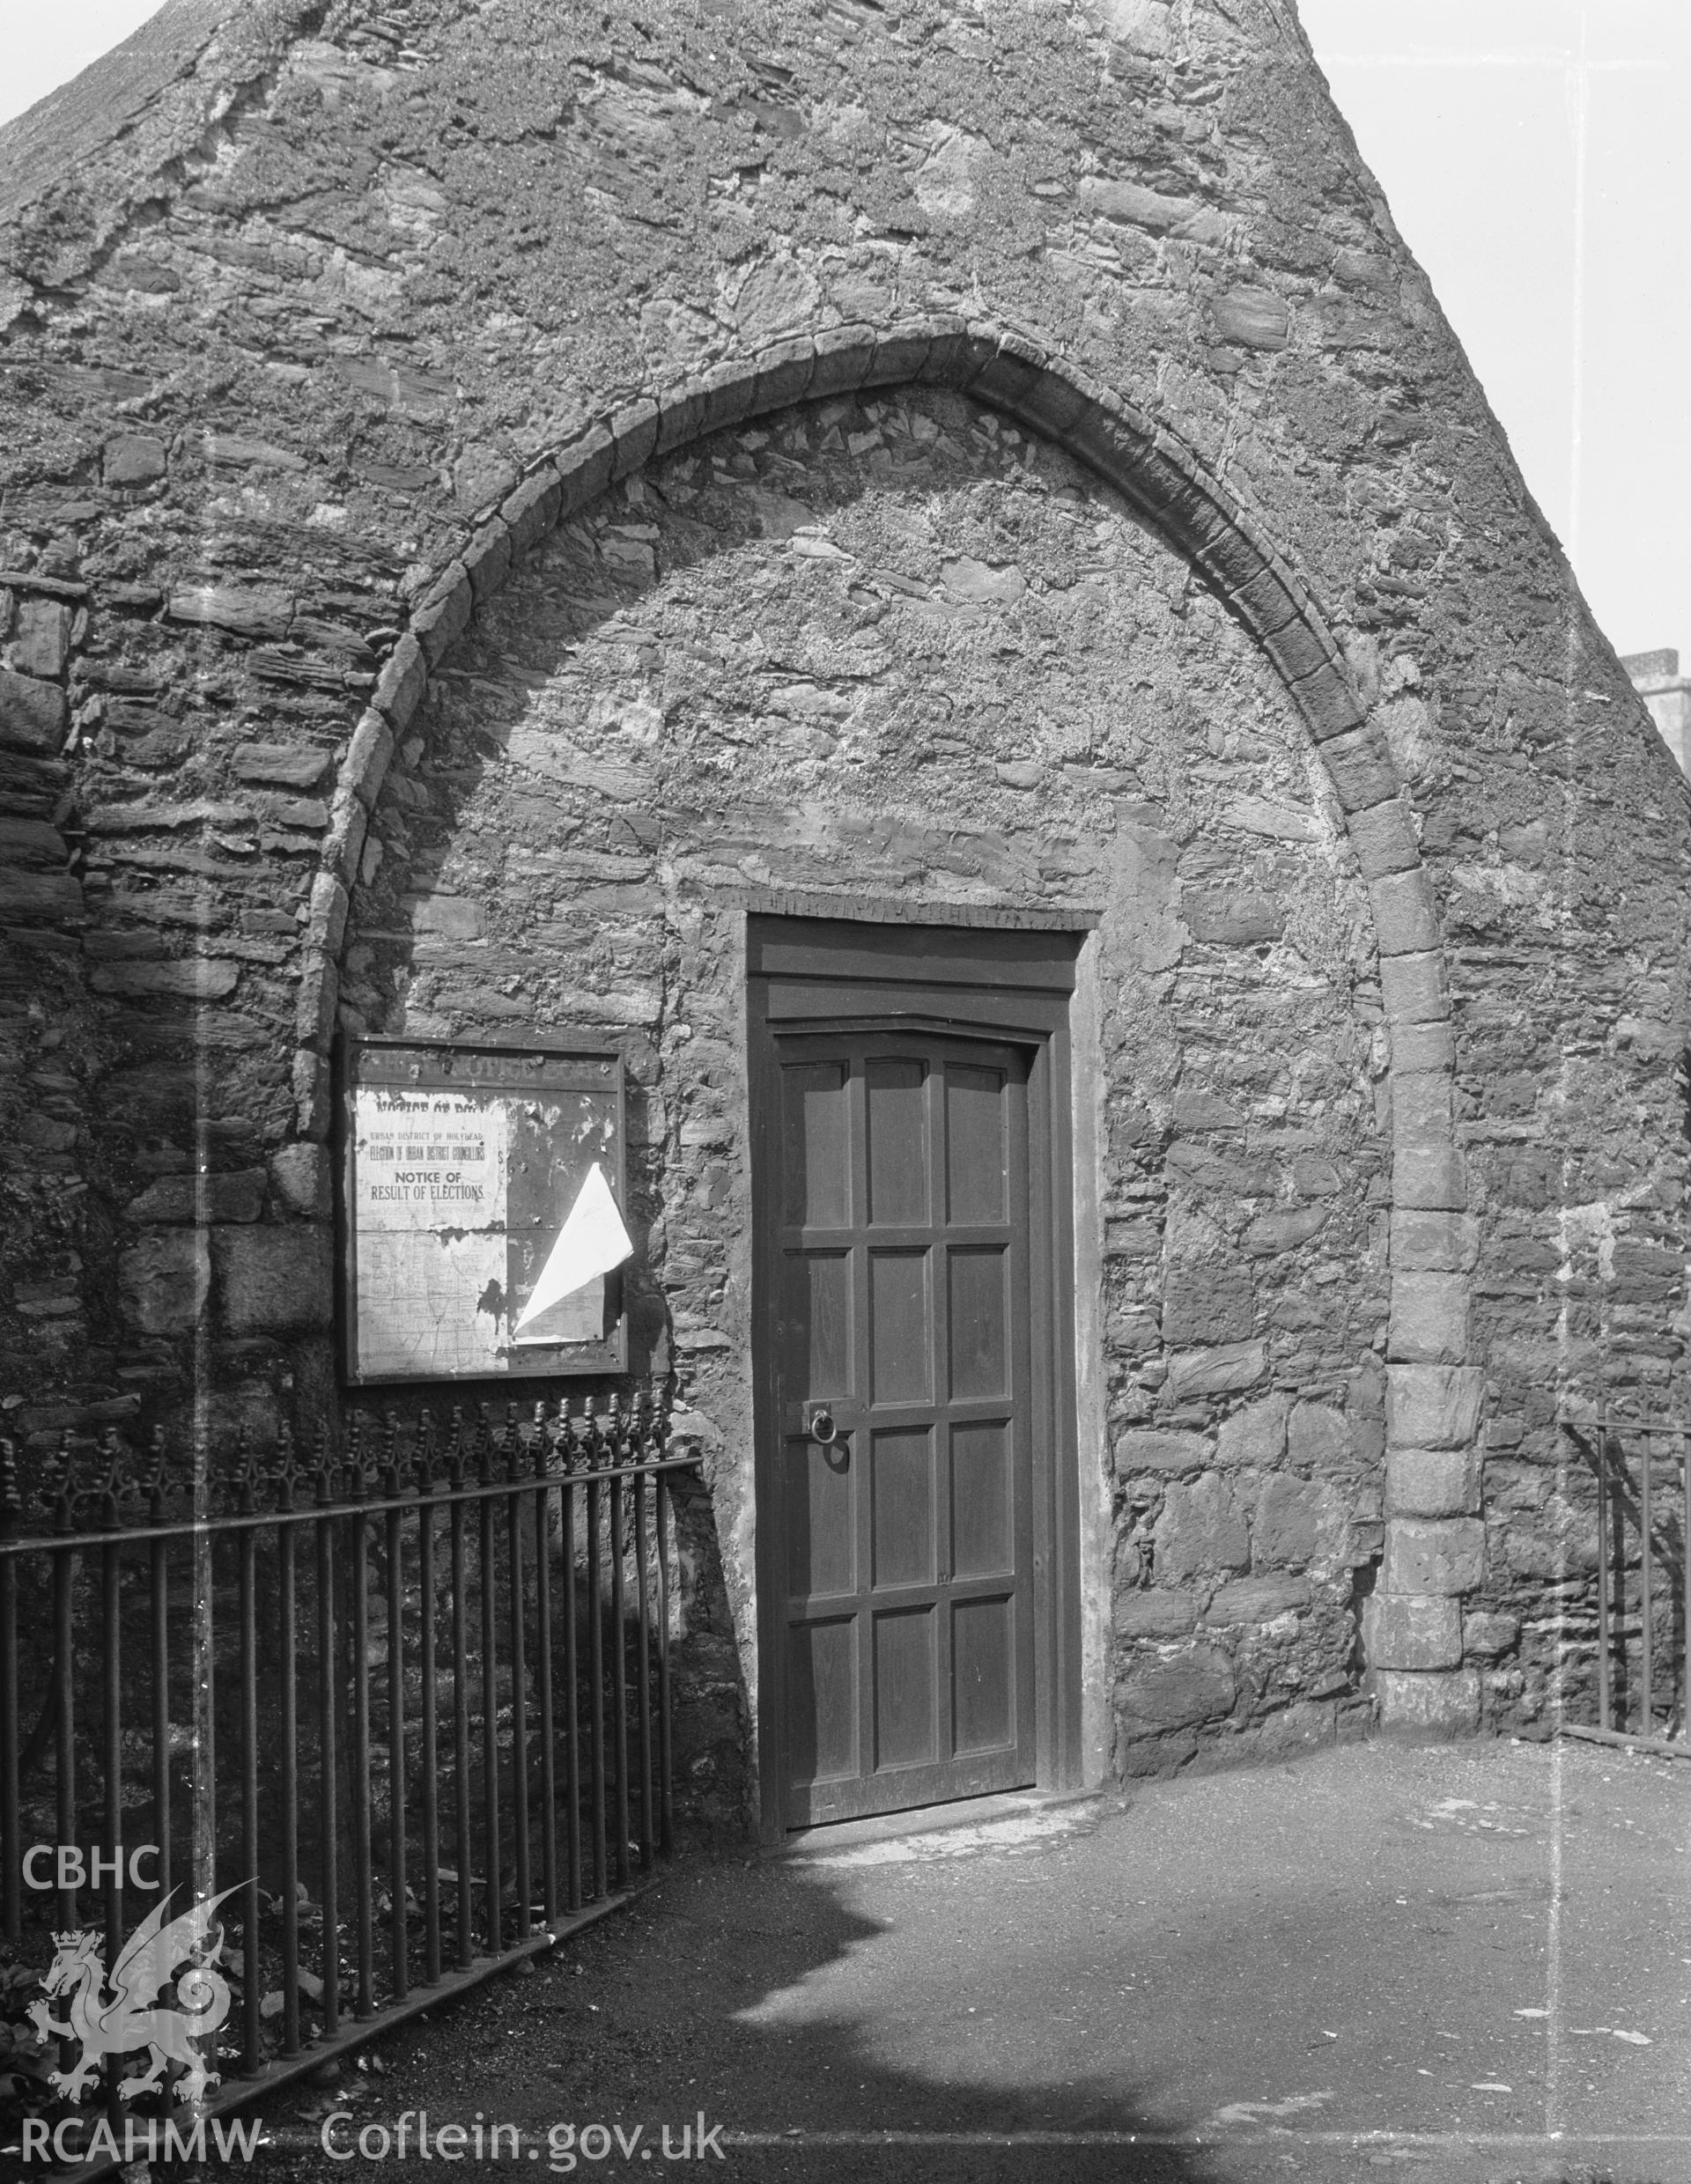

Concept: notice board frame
[[338, 1033, 630, 1387]]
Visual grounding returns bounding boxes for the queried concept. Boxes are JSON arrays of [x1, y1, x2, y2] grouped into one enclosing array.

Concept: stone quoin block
[[1363, 1592, 1463, 1671], [293, 1051, 332, 1143], [1392, 1146, 1469, 1212], [1382, 1517, 1485, 1597], [1346, 799, 1419, 880], [1379, 950, 1451, 1029], [1374, 1668, 1482, 1738], [1370, 868, 1440, 956], [1390, 1211, 1480, 1273], [1386, 1447, 1481, 1518], [1388, 1271, 1470, 1363], [0, 668, 69, 754], [1226, 561, 1298, 641], [1390, 1021, 1457, 1075], [1386, 1364, 1485, 1450], [1318, 726, 1399, 810]]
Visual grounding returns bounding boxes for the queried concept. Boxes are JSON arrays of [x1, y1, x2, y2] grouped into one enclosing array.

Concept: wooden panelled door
[[765, 1029, 1037, 1827]]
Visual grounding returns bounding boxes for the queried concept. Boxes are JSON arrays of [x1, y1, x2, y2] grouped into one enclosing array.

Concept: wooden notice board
[[340, 1037, 629, 1384]]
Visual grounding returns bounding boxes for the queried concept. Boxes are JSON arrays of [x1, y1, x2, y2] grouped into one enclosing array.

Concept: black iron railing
[[1561, 1412, 1688, 1744], [0, 1392, 697, 2130]]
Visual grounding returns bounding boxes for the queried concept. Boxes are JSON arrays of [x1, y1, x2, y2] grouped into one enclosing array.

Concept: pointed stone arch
[[299, 312, 1479, 1732]]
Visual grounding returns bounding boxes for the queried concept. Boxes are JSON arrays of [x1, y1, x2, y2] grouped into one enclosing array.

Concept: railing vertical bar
[[151, 1530, 171, 1911], [102, 1535, 122, 1966], [450, 1481, 473, 1971], [316, 1508, 340, 2041], [562, 1468, 581, 1915], [534, 1418, 558, 1928], [387, 1496, 409, 2000], [610, 1465, 631, 1893], [587, 1465, 606, 1902], [655, 1473, 674, 1858], [480, 1433, 501, 1954], [1642, 1435, 1655, 1733], [418, 1494, 442, 1986], [507, 1462, 530, 1941], [54, 1544, 76, 1932], [101, 1524, 122, 2129], [1596, 1416, 1613, 1732], [239, 1520, 261, 2073], [278, 1518, 300, 2057], [351, 1499, 373, 2016], [634, 1469, 654, 1870]]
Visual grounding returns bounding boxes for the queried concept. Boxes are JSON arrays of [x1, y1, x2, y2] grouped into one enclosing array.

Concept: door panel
[[764, 1029, 1037, 1827]]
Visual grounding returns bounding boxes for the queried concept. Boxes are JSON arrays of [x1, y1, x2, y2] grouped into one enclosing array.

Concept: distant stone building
[[2, 0, 1688, 1835], [1625, 648, 1691, 775]]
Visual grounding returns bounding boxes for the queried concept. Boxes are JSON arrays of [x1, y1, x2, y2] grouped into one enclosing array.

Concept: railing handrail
[[0, 1451, 701, 1557]]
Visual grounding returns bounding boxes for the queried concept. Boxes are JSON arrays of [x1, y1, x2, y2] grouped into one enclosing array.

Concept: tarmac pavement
[[257, 1736, 1691, 2184]]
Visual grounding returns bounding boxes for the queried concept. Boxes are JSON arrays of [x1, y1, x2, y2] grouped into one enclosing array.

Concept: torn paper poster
[[513, 1162, 634, 1342]]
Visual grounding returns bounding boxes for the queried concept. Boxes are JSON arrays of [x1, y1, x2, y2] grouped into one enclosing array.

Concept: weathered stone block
[[1363, 1592, 1462, 1671], [1378, 949, 1450, 1028], [1216, 1392, 1289, 1468], [1114, 1643, 1237, 1736], [1168, 1339, 1267, 1399], [214, 1224, 334, 1336], [1155, 1473, 1249, 1580], [128, 1170, 265, 1224], [1113, 1590, 1198, 1639], [1211, 285, 1289, 351], [410, 566, 472, 668], [408, 893, 484, 939], [1391, 1022, 1456, 1074], [1382, 1516, 1485, 1596], [1390, 1210, 1478, 1273], [1386, 1363, 1484, 1449], [1162, 1262, 1252, 1344], [10, 598, 72, 678], [234, 742, 334, 790], [375, 631, 430, 723], [270, 1143, 332, 1218], [1388, 1272, 1469, 1364], [1243, 1204, 1328, 1256], [0, 668, 68, 754], [1183, 888, 1284, 944], [89, 958, 240, 1000], [166, 584, 293, 638], [1347, 799, 1418, 879], [1320, 726, 1399, 810], [1288, 1402, 1348, 1469], [1370, 868, 1439, 956], [498, 463, 564, 553], [1386, 1447, 1481, 1517], [104, 434, 167, 486], [1392, 1147, 1468, 1212], [1374, 1667, 1481, 1737], [120, 1229, 210, 1334], [344, 710, 396, 807], [1463, 1611, 1520, 1658], [1113, 1429, 1208, 1478], [1252, 1474, 1325, 1568], [1204, 1573, 1311, 1626]]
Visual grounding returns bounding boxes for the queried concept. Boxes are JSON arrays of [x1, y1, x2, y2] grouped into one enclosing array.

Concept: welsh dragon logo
[[26, 1884, 240, 2106]]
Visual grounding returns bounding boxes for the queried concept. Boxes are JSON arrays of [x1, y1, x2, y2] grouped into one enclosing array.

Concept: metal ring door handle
[[806, 1406, 837, 1444]]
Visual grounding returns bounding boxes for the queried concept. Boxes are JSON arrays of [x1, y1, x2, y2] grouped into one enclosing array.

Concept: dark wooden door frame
[[747, 914, 1085, 1842]]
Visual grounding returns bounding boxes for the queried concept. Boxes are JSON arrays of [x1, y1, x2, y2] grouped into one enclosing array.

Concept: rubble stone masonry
[[2, 0, 1688, 1818]]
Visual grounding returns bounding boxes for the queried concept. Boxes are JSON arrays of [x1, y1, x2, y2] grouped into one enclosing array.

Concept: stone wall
[[3, 0, 1690, 1812]]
